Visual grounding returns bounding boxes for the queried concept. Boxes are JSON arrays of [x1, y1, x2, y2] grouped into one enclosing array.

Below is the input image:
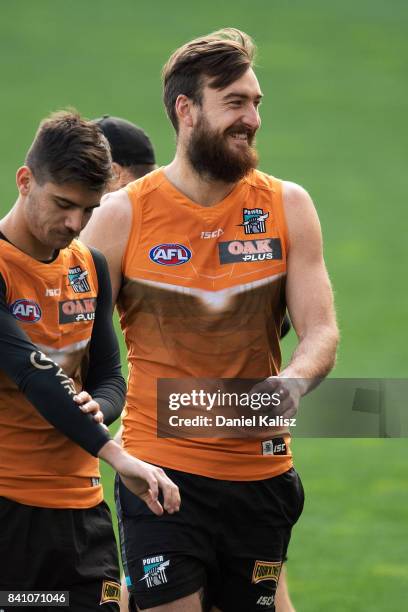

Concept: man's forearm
[[280, 323, 339, 393]]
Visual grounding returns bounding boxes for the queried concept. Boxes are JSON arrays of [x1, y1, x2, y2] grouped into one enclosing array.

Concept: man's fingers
[[146, 474, 159, 502], [78, 400, 103, 422], [142, 493, 164, 517], [118, 460, 181, 515], [155, 471, 181, 513], [73, 391, 91, 404]]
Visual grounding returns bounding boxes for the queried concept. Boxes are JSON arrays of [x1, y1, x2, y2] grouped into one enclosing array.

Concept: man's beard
[[186, 116, 258, 183]]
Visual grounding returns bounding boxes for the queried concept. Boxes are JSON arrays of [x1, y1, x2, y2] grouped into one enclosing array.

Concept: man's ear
[[175, 94, 195, 129], [16, 166, 34, 196], [111, 162, 122, 181]]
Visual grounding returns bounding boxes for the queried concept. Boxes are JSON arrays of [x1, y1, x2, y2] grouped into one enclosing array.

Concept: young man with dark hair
[[0, 110, 179, 611], [83, 28, 338, 612]]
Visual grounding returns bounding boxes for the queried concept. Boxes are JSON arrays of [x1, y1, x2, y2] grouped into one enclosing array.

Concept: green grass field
[[0, 1, 407, 609]]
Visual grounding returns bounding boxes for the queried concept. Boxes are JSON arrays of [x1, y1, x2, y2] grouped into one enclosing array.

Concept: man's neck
[[0, 203, 55, 261], [164, 153, 239, 207]]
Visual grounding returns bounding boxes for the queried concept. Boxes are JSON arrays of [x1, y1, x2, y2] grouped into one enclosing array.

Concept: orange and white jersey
[[118, 168, 292, 480], [0, 238, 102, 508]]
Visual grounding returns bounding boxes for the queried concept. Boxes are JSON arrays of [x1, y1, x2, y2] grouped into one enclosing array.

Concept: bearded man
[[82, 29, 338, 612]]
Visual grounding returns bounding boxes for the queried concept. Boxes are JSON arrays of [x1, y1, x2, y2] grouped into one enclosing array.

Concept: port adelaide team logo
[[149, 243, 192, 266], [68, 266, 91, 293], [238, 207, 269, 234], [10, 299, 42, 323], [140, 555, 170, 588]]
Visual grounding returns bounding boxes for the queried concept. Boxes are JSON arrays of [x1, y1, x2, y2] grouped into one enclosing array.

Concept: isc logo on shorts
[[257, 594, 275, 607], [10, 299, 42, 323], [149, 243, 192, 266]]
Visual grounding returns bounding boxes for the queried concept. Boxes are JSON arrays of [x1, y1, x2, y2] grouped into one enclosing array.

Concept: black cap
[[94, 115, 156, 166]]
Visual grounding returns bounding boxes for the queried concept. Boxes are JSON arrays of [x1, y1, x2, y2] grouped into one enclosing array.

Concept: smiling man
[[83, 29, 338, 612], [0, 111, 179, 611]]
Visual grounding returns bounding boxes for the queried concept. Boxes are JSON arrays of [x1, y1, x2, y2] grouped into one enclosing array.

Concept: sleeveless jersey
[[0, 239, 102, 507], [118, 168, 292, 480]]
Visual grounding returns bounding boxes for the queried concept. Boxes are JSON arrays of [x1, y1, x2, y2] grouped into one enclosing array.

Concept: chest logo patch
[[218, 238, 282, 264], [10, 299, 42, 323], [149, 243, 192, 266], [238, 208, 269, 234], [68, 266, 91, 293], [59, 298, 96, 324]]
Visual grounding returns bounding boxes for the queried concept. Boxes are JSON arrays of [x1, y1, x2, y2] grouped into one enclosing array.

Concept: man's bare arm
[[81, 188, 132, 304], [281, 181, 339, 387]]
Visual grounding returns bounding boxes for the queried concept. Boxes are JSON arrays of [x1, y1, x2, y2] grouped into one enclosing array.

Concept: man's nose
[[64, 209, 84, 234], [243, 104, 261, 131]]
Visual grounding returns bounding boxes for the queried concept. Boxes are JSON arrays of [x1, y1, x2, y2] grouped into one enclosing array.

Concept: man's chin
[[50, 235, 76, 249]]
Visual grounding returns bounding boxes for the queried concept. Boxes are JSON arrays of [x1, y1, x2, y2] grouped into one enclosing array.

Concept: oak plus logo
[[10, 299, 42, 323], [59, 298, 96, 324], [218, 238, 282, 264], [149, 243, 192, 266]]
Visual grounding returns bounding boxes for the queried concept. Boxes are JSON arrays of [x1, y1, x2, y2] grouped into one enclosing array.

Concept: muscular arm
[[281, 181, 339, 387], [81, 189, 132, 304], [0, 274, 110, 456], [85, 248, 126, 425]]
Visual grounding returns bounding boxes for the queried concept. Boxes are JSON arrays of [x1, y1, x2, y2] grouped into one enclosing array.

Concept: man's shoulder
[[126, 167, 165, 200], [244, 168, 283, 192], [244, 171, 312, 206]]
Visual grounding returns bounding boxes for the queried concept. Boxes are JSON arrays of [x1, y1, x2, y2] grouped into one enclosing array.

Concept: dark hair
[[25, 110, 112, 191], [162, 28, 256, 132], [127, 163, 156, 179]]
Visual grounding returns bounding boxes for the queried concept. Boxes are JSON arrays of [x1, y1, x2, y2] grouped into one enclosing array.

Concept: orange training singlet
[[118, 168, 292, 480], [0, 239, 102, 508]]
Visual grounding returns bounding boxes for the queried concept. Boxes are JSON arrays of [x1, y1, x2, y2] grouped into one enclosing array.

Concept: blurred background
[[0, 1, 407, 609]]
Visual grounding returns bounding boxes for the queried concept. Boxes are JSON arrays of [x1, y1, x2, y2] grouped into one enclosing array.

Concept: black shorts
[[0, 497, 120, 611], [115, 467, 304, 612]]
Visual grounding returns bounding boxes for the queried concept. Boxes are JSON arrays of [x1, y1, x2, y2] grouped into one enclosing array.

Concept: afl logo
[[149, 243, 192, 266], [10, 299, 42, 323]]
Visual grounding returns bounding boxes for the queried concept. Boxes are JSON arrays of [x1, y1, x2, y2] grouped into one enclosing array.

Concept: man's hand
[[98, 440, 181, 516], [74, 391, 104, 424], [249, 377, 306, 420]]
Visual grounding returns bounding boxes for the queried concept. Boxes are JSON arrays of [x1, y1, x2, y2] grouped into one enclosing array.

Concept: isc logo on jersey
[[10, 299, 42, 323], [149, 244, 192, 266]]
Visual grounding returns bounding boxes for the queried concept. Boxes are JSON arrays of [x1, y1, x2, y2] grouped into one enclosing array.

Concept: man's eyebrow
[[53, 195, 100, 209], [222, 92, 263, 101]]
